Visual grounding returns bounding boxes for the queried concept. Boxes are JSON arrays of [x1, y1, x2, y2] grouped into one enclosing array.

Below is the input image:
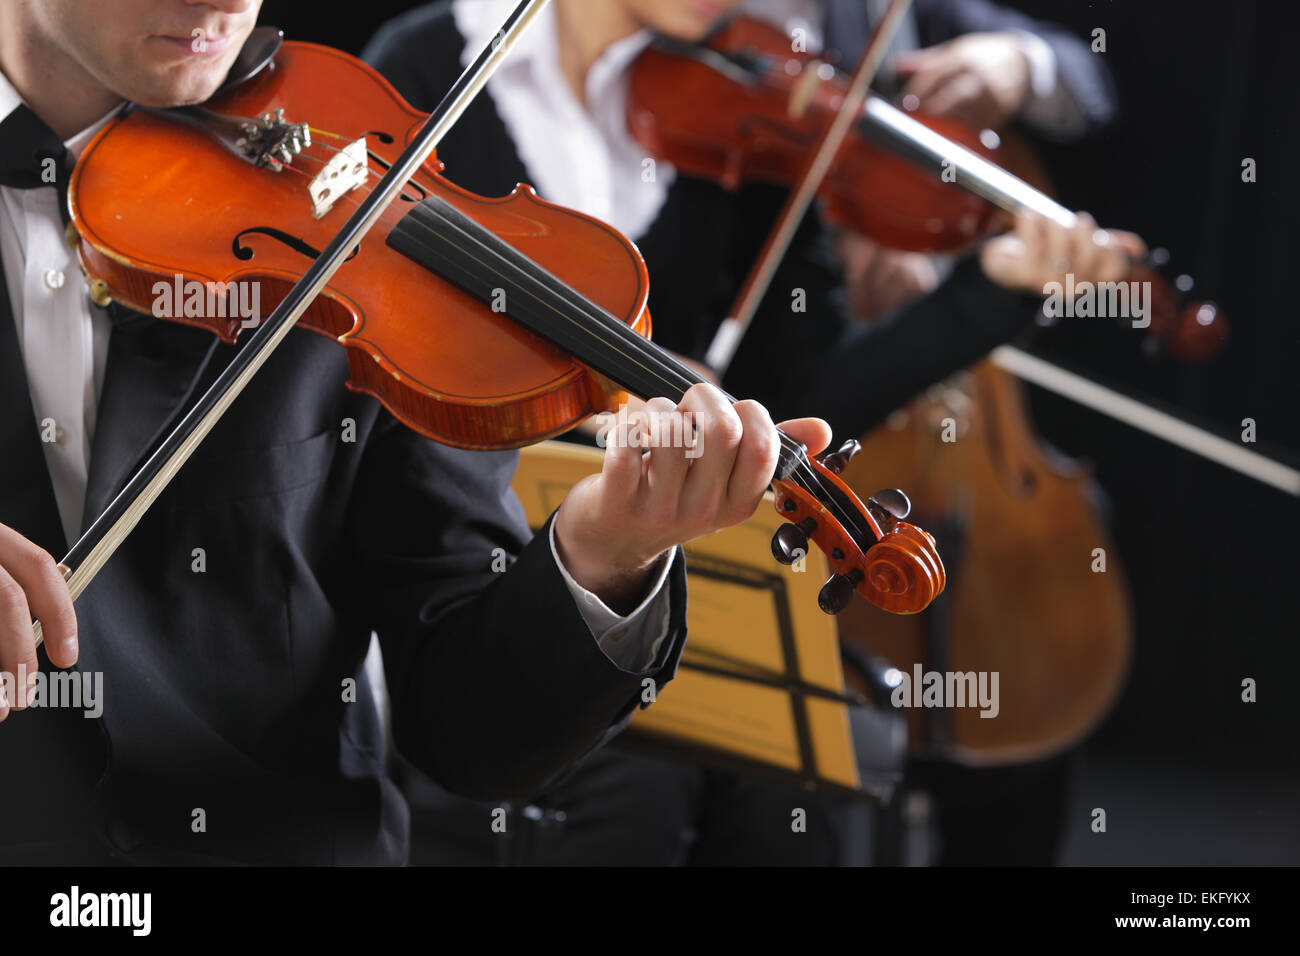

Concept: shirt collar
[[0, 66, 24, 125]]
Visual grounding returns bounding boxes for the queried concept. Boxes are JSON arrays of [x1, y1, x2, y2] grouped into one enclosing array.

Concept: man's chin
[[122, 45, 244, 107], [126, 68, 231, 109], [659, 16, 717, 45]]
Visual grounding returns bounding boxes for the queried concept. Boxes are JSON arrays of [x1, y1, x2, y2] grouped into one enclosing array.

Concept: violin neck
[[858, 96, 1077, 229]]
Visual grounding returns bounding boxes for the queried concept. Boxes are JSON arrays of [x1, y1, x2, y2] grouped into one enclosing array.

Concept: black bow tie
[[0, 104, 70, 191], [0, 104, 152, 330]]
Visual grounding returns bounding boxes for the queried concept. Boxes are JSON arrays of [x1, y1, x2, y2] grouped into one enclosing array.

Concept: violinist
[[0, 0, 827, 865], [362, 0, 1143, 864]]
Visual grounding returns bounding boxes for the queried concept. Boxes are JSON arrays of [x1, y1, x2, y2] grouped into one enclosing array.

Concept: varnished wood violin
[[628, 14, 1229, 364], [45, 7, 945, 631]]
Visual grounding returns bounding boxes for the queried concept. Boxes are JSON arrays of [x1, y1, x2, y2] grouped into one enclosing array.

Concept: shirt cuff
[[548, 519, 676, 673], [1012, 29, 1058, 101], [1010, 30, 1089, 140]]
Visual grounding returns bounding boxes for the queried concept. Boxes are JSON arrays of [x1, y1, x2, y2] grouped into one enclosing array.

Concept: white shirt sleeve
[[548, 519, 677, 673]]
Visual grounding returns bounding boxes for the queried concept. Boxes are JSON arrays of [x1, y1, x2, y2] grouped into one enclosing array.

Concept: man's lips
[[153, 31, 233, 56]]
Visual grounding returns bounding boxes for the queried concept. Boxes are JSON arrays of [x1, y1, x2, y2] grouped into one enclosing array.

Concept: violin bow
[[33, 0, 556, 646], [704, 0, 914, 375]]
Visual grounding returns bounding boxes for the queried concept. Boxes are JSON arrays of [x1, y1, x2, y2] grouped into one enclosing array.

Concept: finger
[[676, 385, 745, 525], [921, 74, 986, 120], [723, 400, 782, 521], [891, 47, 937, 78], [901, 252, 941, 293], [902, 59, 967, 108], [990, 211, 1046, 288], [0, 524, 76, 670], [979, 231, 1029, 290], [1067, 211, 1104, 280], [596, 407, 645, 506], [1073, 212, 1129, 284], [640, 396, 691, 523], [776, 417, 833, 457], [1043, 214, 1072, 280], [1105, 229, 1148, 262], [0, 565, 38, 718]]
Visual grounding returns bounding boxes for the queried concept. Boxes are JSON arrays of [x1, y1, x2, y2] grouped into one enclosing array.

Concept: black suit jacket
[[0, 234, 687, 864]]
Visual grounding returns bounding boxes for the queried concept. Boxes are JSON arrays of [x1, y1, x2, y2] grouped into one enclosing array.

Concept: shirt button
[[44, 269, 66, 290]]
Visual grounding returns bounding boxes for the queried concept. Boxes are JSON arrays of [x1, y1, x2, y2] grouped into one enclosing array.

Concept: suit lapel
[[81, 315, 226, 531], [0, 261, 66, 557]]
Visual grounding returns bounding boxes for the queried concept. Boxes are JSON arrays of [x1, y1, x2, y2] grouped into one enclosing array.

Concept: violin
[[627, 15, 1228, 363], [58, 26, 943, 619]]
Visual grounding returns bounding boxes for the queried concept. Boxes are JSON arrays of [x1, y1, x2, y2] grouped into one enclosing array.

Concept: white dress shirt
[[0, 78, 113, 545], [453, 0, 671, 239], [0, 69, 670, 672]]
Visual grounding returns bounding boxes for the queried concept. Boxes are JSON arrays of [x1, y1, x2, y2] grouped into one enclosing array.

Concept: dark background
[[258, 0, 1299, 862]]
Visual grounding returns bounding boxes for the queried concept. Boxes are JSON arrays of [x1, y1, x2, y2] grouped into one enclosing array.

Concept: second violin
[[627, 15, 1228, 362]]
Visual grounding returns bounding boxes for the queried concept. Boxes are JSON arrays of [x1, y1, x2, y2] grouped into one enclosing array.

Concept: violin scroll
[[771, 441, 946, 615], [862, 521, 946, 614], [1133, 258, 1229, 362]]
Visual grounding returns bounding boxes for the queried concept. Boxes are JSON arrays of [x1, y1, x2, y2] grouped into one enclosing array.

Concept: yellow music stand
[[512, 440, 882, 799]]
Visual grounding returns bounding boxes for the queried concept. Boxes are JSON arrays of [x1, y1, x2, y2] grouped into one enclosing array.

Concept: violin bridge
[[309, 137, 369, 220]]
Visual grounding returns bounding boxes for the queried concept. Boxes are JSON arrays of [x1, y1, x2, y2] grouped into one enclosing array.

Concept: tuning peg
[[818, 569, 864, 614], [818, 439, 861, 475], [868, 488, 911, 521], [771, 518, 816, 565]]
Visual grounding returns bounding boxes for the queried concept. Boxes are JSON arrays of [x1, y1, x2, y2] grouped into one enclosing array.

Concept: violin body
[[629, 16, 1004, 253], [71, 42, 648, 450]]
